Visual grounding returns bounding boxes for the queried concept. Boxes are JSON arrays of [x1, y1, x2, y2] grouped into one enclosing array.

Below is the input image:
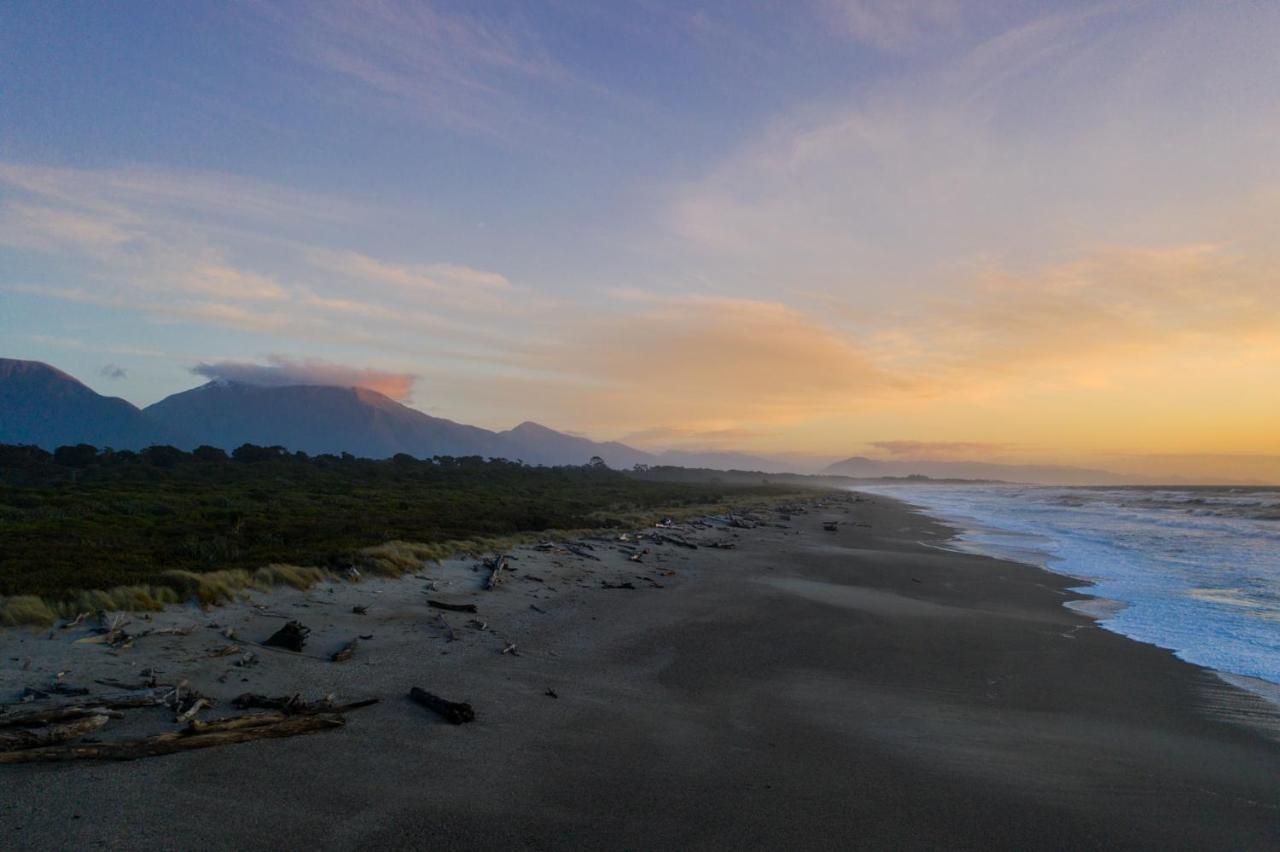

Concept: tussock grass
[[160, 568, 257, 605], [159, 564, 332, 605], [356, 534, 538, 574], [254, 563, 329, 590], [0, 564, 336, 625], [0, 595, 58, 627], [56, 585, 179, 617], [358, 541, 449, 575]]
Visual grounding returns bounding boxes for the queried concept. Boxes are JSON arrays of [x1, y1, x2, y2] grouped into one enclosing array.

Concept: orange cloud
[[191, 356, 417, 401], [529, 295, 902, 432], [876, 243, 1280, 386]]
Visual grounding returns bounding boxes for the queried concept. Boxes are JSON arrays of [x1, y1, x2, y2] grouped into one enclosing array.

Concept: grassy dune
[[0, 445, 813, 624]]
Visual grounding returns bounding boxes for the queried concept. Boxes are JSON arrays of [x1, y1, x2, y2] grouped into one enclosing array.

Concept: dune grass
[[0, 449, 821, 624]]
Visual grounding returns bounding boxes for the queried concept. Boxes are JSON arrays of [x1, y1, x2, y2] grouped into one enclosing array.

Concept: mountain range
[[1, 358, 1149, 483], [0, 358, 783, 470], [0, 359, 664, 467]]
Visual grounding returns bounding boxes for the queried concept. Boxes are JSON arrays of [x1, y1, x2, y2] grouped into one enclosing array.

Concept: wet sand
[[2, 494, 1278, 850]]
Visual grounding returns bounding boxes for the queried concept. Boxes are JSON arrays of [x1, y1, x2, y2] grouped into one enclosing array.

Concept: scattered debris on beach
[[409, 687, 474, 724], [0, 494, 862, 765], [0, 681, 380, 764]]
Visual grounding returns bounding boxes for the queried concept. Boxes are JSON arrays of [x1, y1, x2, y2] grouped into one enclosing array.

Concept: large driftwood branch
[[0, 714, 344, 764], [0, 714, 110, 752], [0, 705, 122, 729]]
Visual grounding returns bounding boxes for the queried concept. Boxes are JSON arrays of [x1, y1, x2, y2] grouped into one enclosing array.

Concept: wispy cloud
[[0, 160, 524, 363], [817, 0, 969, 51], [867, 439, 1012, 459], [98, 363, 128, 380], [306, 249, 511, 312], [253, 0, 584, 137], [668, 2, 1280, 289]]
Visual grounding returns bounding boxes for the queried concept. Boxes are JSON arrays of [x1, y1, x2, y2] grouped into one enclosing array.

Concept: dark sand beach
[[3, 494, 1278, 850]]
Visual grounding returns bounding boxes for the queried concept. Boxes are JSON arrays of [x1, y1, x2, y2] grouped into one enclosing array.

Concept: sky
[[2, 1, 1278, 481]]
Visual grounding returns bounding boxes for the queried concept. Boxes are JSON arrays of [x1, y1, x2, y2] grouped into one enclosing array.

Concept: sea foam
[[858, 485, 1280, 690]]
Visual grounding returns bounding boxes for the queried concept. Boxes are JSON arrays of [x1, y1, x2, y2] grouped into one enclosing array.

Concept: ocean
[[856, 484, 1280, 698]]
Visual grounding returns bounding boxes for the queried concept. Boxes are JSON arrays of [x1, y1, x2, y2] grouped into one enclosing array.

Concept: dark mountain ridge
[[0, 358, 179, 450], [144, 381, 504, 459], [0, 359, 657, 467]]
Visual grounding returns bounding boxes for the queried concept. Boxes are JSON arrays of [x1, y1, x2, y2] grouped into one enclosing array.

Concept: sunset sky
[[2, 1, 1278, 480]]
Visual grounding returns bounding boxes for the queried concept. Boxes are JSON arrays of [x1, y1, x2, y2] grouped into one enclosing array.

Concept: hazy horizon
[[3, 2, 1278, 483]]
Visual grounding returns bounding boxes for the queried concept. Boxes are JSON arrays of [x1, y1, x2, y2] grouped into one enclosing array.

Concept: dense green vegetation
[[0, 443, 812, 611]]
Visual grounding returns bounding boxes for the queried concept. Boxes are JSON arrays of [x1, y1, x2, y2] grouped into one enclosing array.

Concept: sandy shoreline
[[2, 493, 1278, 849]]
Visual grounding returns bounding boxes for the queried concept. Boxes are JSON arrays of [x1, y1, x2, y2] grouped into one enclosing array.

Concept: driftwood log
[[564, 543, 599, 561], [409, 687, 474, 725], [0, 705, 123, 728], [0, 714, 344, 765], [426, 600, 477, 613], [0, 714, 110, 752]]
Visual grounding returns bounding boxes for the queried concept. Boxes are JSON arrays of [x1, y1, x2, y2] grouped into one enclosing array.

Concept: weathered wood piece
[[656, 534, 698, 550], [0, 714, 344, 764], [0, 713, 109, 752], [263, 620, 310, 651], [230, 693, 379, 715], [408, 687, 474, 725], [0, 705, 122, 728], [426, 600, 477, 613], [175, 698, 209, 724], [564, 543, 600, 561], [188, 711, 291, 733], [330, 638, 359, 662], [484, 555, 507, 590]]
